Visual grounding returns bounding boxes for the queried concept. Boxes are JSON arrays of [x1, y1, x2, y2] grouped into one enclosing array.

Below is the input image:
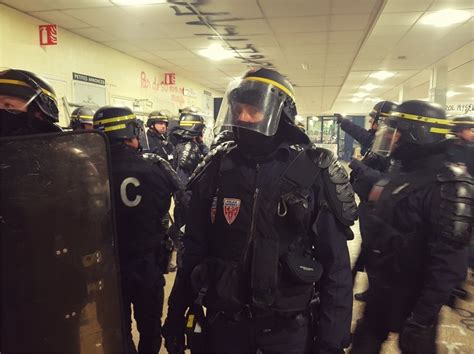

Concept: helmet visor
[[372, 124, 400, 157], [215, 78, 287, 136], [0, 86, 41, 114]]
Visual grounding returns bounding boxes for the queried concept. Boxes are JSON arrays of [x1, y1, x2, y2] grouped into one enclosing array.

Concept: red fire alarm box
[[39, 25, 57, 46]]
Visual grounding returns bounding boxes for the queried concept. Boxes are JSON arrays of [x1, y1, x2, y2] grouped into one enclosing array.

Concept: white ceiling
[[1, 0, 473, 116]]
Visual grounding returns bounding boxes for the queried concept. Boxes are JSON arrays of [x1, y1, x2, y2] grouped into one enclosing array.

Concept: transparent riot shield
[[0, 131, 127, 353]]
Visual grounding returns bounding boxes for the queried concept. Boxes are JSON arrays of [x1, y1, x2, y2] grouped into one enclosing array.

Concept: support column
[[429, 65, 448, 105]]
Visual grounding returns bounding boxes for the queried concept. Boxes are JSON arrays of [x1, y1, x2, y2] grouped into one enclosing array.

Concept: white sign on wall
[[73, 81, 107, 107]]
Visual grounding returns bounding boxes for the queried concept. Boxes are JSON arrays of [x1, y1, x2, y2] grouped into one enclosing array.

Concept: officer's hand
[[162, 317, 186, 354], [399, 316, 435, 353], [349, 159, 367, 173], [334, 113, 343, 124]]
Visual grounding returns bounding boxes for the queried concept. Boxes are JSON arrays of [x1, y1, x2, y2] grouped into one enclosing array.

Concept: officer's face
[[0, 95, 29, 113], [233, 103, 264, 123], [154, 122, 167, 134], [459, 128, 474, 142]]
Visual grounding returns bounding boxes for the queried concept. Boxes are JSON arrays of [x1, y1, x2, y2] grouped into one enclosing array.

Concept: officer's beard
[[0, 107, 61, 137], [233, 124, 281, 157]]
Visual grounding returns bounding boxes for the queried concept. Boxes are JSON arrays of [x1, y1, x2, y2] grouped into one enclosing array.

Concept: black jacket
[[146, 129, 176, 166], [109, 143, 175, 264], [446, 138, 474, 176], [339, 118, 375, 155], [167, 141, 356, 350], [364, 153, 473, 328]]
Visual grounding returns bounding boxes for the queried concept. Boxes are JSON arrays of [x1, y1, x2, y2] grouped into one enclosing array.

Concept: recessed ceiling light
[[360, 83, 380, 91], [420, 9, 471, 27], [111, 0, 167, 5], [198, 43, 235, 61], [353, 92, 369, 98], [447, 91, 460, 97], [369, 71, 395, 80]]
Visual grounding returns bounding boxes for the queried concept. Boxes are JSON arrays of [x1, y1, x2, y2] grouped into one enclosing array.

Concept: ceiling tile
[[1, 0, 112, 11], [383, 0, 432, 13], [376, 12, 423, 26], [63, 7, 135, 27], [102, 40, 141, 53], [259, 0, 331, 18], [330, 0, 378, 14], [29, 10, 90, 28], [268, 17, 329, 33], [73, 27, 119, 42], [134, 38, 184, 51], [330, 14, 371, 31]]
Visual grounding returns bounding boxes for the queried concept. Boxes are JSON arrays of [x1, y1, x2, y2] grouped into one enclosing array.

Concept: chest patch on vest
[[223, 198, 241, 225]]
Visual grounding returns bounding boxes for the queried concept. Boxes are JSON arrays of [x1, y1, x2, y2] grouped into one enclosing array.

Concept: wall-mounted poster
[[73, 81, 107, 107]]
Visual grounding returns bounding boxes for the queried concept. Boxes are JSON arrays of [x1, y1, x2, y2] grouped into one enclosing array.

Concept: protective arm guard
[[339, 119, 374, 150], [310, 146, 358, 232], [412, 165, 473, 325], [141, 152, 184, 192], [177, 141, 201, 175]]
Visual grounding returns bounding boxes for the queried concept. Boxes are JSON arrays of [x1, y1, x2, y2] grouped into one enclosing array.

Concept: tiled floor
[[132, 217, 474, 353]]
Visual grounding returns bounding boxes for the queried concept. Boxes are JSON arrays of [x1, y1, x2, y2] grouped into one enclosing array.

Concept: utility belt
[[189, 253, 322, 317]]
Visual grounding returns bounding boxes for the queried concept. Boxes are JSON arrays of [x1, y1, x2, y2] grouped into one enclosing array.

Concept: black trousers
[[205, 311, 311, 354], [121, 256, 165, 354], [350, 290, 438, 354]]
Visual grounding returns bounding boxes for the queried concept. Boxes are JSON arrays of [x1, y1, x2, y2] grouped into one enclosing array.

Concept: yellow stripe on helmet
[[390, 111, 453, 126], [243, 76, 295, 102], [0, 78, 57, 102], [104, 124, 127, 132], [94, 114, 136, 125], [180, 120, 203, 126], [453, 120, 474, 125], [429, 127, 451, 134]]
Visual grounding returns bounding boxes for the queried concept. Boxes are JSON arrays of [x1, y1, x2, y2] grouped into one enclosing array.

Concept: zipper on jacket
[[242, 163, 260, 265]]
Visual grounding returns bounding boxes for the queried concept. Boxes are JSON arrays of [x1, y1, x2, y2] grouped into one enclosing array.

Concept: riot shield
[[0, 131, 127, 353]]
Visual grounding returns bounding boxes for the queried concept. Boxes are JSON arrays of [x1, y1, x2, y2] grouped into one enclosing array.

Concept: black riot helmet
[[0, 68, 61, 136], [147, 110, 170, 128], [372, 100, 451, 158], [215, 68, 297, 137], [93, 106, 142, 142], [70, 106, 95, 130], [451, 115, 474, 133], [178, 106, 205, 135], [369, 100, 398, 126]]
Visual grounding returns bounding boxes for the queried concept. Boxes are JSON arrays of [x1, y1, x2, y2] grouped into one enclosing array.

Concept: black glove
[[349, 159, 367, 173], [334, 113, 343, 124], [399, 316, 436, 353], [162, 316, 186, 354]]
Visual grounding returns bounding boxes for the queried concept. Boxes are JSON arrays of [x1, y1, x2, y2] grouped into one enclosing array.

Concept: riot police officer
[[1, 69, 127, 352], [70, 106, 95, 130], [163, 68, 357, 354], [168, 107, 208, 267], [448, 115, 474, 175], [93, 106, 177, 354], [336, 101, 397, 155], [350, 100, 473, 354], [146, 110, 175, 164]]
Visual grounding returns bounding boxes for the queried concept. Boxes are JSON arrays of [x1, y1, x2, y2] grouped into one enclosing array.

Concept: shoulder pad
[[308, 146, 358, 227], [437, 162, 474, 183], [187, 141, 236, 188], [141, 152, 183, 191], [436, 164, 473, 248], [307, 145, 335, 168]]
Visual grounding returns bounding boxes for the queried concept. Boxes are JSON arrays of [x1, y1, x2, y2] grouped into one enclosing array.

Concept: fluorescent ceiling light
[[353, 92, 369, 98], [112, 0, 167, 5], [350, 98, 362, 103], [360, 83, 380, 91], [370, 71, 395, 80], [465, 84, 474, 89], [198, 43, 235, 61], [447, 91, 460, 97], [420, 9, 471, 27]]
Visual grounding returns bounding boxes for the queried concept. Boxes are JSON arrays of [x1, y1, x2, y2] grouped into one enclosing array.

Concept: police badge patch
[[211, 196, 217, 224], [223, 198, 241, 225]]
